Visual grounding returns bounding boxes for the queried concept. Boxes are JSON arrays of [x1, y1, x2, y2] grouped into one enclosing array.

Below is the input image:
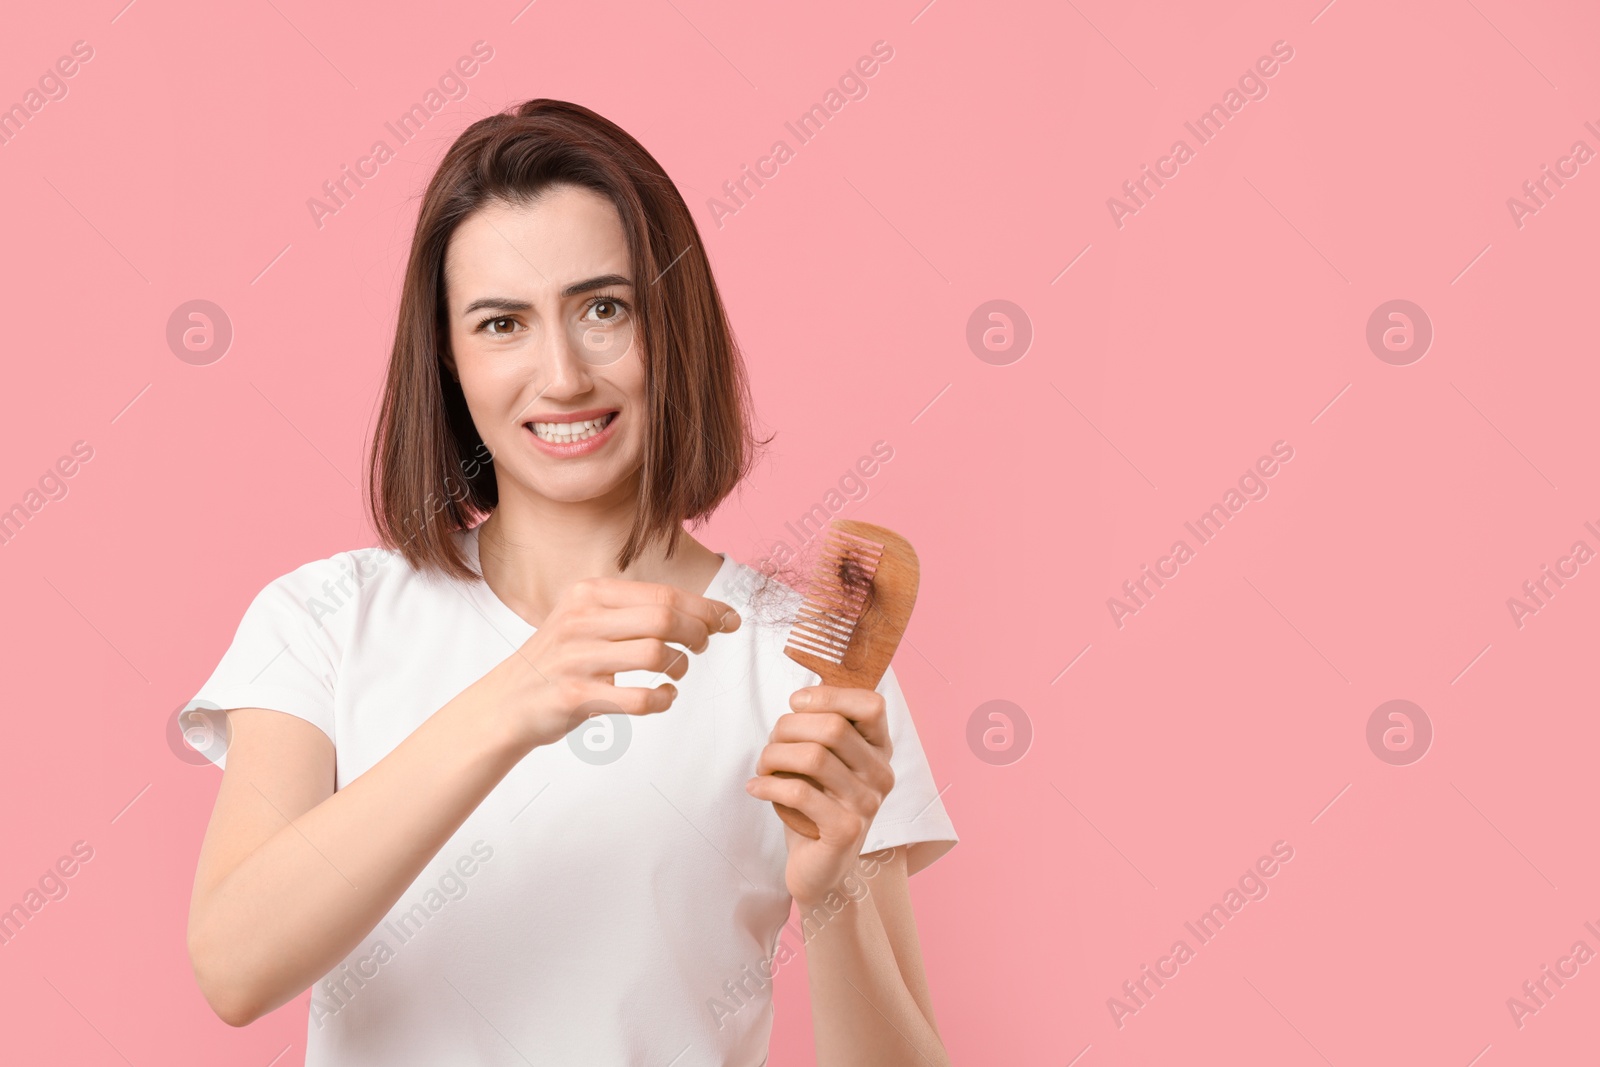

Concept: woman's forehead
[[445, 191, 630, 297]]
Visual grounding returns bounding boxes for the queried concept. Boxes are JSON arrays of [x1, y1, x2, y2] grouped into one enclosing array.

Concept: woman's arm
[[187, 687, 530, 1026], [802, 846, 951, 1066], [746, 685, 952, 1066], [187, 577, 737, 1026]]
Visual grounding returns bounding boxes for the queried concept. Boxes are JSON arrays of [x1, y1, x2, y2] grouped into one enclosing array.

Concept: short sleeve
[[181, 565, 342, 770], [862, 664, 957, 875]]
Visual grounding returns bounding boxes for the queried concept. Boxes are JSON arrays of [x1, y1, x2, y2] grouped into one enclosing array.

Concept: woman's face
[[442, 184, 645, 507]]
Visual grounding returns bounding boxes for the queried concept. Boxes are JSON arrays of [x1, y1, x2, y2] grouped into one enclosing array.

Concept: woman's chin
[[503, 460, 643, 505]]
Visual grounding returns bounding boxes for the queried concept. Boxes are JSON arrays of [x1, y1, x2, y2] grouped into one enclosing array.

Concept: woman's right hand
[[481, 576, 742, 752]]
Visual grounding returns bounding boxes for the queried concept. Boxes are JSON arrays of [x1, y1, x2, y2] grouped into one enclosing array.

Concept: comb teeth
[[784, 528, 884, 664]]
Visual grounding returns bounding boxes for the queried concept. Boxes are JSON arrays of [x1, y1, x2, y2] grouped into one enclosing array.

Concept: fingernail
[[794, 691, 812, 708], [744, 778, 758, 792], [720, 609, 740, 631]]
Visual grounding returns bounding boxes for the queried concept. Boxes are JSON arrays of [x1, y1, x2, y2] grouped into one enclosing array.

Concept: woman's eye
[[586, 298, 627, 323], [482, 317, 517, 335]]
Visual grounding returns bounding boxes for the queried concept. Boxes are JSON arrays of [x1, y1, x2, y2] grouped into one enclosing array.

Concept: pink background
[[2, 0, 1597, 1063]]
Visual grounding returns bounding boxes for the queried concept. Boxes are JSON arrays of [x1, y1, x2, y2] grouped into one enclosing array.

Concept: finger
[[757, 741, 882, 814], [581, 604, 732, 656], [581, 578, 742, 640], [587, 680, 679, 717], [583, 637, 693, 681], [745, 775, 864, 842], [769, 712, 893, 789], [790, 686, 891, 750]]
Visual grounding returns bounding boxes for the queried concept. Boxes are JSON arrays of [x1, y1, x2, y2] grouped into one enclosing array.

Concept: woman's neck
[[475, 494, 722, 627]]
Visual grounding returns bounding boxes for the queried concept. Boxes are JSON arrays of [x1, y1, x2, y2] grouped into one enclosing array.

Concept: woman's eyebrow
[[461, 297, 532, 317], [560, 273, 633, 297], [461, 275, 634, 318]]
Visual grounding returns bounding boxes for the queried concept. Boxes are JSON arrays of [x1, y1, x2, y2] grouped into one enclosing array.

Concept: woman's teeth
[[529, 414, 613, 443]]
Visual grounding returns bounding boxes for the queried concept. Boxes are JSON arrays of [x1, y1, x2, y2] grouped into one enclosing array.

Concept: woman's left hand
[[744, 684, 896, 907]]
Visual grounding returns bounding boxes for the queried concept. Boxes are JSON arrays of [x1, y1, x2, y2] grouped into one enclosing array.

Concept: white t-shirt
[[183, 524, 957, 1066]]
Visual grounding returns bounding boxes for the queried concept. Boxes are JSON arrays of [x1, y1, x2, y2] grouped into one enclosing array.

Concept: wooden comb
[[772, 519, 920, 839]]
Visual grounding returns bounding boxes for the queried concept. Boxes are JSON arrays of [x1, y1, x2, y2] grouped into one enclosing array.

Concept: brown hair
[[367, 98, 767, 581]]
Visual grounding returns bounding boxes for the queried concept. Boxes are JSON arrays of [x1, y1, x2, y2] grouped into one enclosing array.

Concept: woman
[[183, 98, 957, 1066]]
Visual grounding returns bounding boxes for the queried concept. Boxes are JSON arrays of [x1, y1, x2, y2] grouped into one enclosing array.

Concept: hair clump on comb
[[726, 550, 810, 631], [727, 528, 882, 645], [836, 552, 875, 599]]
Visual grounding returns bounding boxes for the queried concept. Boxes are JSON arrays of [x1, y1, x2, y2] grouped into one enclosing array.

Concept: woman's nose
[[538, 327, 595, 395]]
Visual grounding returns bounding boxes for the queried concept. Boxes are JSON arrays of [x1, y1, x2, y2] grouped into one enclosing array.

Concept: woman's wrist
[[795, 882, 870, 940], [452, 659, 546, 764]]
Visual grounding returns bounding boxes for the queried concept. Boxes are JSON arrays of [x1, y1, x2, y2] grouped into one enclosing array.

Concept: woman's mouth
[[524, 410, 619, 456]]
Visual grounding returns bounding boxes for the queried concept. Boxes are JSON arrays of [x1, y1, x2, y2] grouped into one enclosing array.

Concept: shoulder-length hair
[[367, 98, 766, 581]]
